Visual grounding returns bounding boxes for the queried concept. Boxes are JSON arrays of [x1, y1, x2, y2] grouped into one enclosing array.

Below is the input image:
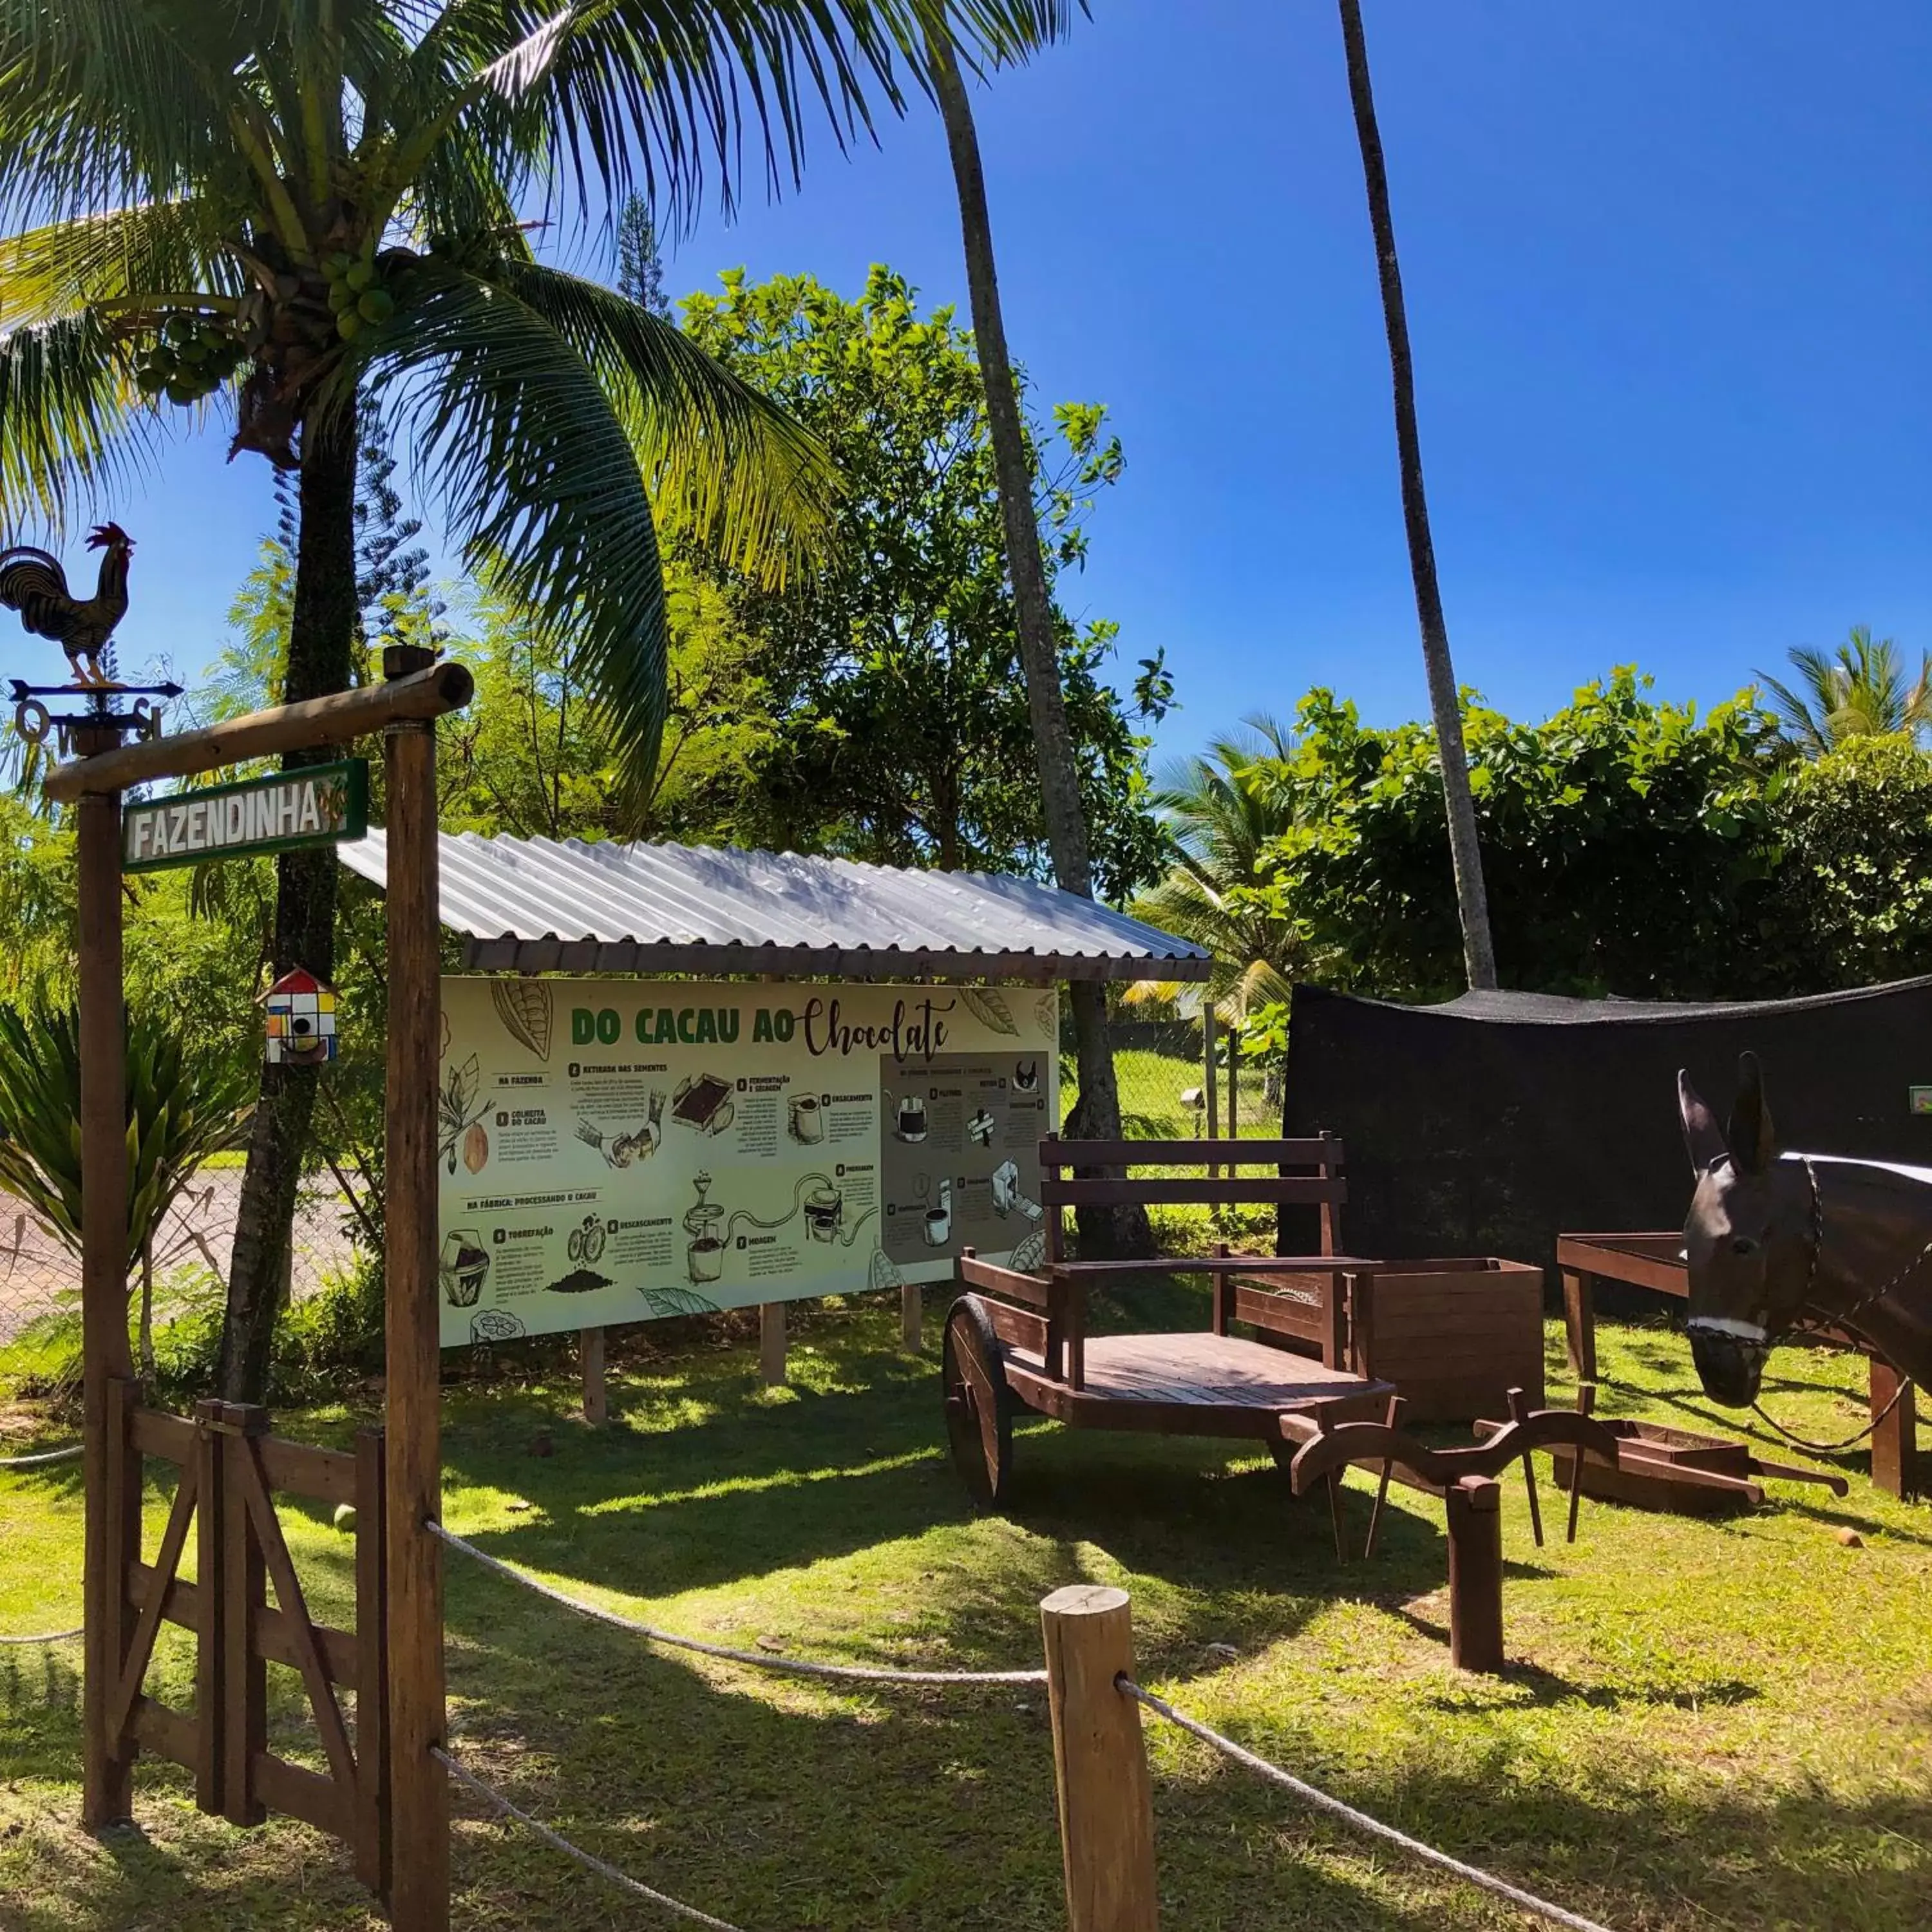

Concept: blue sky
[[14, 0, 1929, 770]]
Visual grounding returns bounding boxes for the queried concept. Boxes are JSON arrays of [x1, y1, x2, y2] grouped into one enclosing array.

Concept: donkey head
[[1678, 1053, 1815, 1406]]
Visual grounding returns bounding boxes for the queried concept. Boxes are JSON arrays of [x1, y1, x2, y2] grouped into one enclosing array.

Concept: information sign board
[[437, 976, 1059, 1348], [122, 759, 368, 871]]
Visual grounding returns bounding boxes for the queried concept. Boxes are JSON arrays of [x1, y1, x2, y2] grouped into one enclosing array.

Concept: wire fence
[[0, 1171, 361, 1352], [1106, 1018, 1282, 1142]]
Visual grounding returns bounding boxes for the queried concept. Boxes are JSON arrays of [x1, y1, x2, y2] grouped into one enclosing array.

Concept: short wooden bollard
[[1444, 1475, 1505, 1674], [580, 1327, 608, 1425], [1040, 1585, 1159, 1931], [1870, 1360, 1918, 1502], [900, 1282, 923, 1354], [759, 1302, 786, 1387]]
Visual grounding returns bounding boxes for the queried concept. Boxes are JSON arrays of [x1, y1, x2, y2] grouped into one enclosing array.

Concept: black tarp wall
[[1280, 978, 1932, 1269]]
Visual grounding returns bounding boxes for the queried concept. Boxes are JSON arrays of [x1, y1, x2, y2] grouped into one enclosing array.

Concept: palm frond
[[341, 258, 676, 811], [0, 1, 258, 227], [0, 200, 236, 327], [402, 1, 1084, 232], [491, 257, 833, 582], [0, 310, 163, 527]]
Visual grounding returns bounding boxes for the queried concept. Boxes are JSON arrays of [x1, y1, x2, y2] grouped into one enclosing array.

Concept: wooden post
[[216, 1404, 269, 1826], [580, 1327, 608, 1425], [354, 1428, 392, 1901], [383, 655, 448, 1932], [1039, 1584, 1159, 1932], [1226, 1022, 1240, 1139], [760, 1302, 787, 1387], [1444, 1475, 1504, 1674], [193, 1399, 224, 1815], [1202, 1003, 1219, 1179], [1562, 1268, 1596, 1382], [900, 1283, 923, 1354], [78, 759, 137, 1829], [1869, 1358, 1918, 1502]]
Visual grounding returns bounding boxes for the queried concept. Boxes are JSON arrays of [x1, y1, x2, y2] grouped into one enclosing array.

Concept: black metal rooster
[[0, 523, 136, 686]]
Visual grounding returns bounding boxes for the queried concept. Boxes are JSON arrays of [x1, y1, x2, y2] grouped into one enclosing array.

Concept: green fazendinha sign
[[122, 759, 370, 872]]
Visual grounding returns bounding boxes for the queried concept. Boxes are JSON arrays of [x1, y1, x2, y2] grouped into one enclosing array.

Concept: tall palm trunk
[[1338, 0, 1498, 990], [928, 35, 1148, 1258], [218, 410, 360, 1399]]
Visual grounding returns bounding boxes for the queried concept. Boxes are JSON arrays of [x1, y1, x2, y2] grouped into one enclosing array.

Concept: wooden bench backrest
[[1036, 1133, 1347, 1263]]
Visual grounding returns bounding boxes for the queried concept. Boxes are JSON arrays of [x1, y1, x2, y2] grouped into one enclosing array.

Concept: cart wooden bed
[[945, 1136, 1397, 1504]]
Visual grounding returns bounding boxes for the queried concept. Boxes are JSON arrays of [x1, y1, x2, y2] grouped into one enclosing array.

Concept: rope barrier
[[436, 1746, 749, 1931], [1753, 1377, 1915, 1456], [0, 1624, 82, 1645], [1121, 1679, 1619, 1932], [431, 1522, 1047, 1687], [0, 1444, 83, 1469]]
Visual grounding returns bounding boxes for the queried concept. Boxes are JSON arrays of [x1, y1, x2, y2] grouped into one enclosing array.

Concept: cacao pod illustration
[[491, 979, 554, 1061], [462, 1121, 490, 1173]]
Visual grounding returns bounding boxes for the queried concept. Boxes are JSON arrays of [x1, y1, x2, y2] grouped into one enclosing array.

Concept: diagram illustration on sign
[[576, 1092, 665, 1167], [435, 977, 1057, 1349]]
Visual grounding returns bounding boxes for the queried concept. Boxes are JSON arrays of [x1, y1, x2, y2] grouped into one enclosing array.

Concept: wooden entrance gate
[[35, 649, 469, 1930], [100, 1379, 391, 1895]]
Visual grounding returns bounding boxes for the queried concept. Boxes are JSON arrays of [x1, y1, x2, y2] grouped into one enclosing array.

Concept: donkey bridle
[[1798, 1155, 1932, 1330]]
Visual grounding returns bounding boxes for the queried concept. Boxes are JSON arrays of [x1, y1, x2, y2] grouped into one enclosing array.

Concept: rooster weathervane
[[1, 524, 180, 752], [0, 522, 135, 685]]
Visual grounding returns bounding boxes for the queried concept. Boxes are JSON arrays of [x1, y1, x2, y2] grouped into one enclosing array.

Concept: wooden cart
[[943, 1136, 1396, 1504], [940, 1138, 1634, 1671]]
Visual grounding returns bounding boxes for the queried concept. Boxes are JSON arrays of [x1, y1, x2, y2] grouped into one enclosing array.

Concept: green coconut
[[135, 365, 169, 397], [165, 377, 201, 406], [336, 310, 363, 342], [327, 279, 358, 313], [356, 287, 395, 326], [345, 260, 375, 292]]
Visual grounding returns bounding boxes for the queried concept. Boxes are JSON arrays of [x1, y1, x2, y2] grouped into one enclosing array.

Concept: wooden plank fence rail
[[98, 1382, 390, 1899]]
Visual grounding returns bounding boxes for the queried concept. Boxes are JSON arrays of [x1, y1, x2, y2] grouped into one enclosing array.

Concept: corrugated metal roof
[[336, 829, 1209, 982]]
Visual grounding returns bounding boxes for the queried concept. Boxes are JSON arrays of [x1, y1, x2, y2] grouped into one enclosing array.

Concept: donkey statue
[[1678, 1052, 1932, 1405]]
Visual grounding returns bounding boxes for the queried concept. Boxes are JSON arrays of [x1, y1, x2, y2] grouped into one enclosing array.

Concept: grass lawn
[[3, 1302, 1927, 1931]]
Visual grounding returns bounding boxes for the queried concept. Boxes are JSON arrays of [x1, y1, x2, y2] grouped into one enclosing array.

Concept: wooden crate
[[1349, 1258, 1545, 1423]]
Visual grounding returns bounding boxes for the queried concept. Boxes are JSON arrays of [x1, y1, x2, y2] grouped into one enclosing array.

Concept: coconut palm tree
[[1759, 627, 1932, 756], [1336, 0, 1497, 990], [1, 0, 1077, 1397], [925, 32, 1148, 1255], [1132, 717, 1304, 1025]]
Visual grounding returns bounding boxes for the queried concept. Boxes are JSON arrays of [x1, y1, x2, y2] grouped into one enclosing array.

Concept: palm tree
[[1, 0, 1075, 1397], [1759, 627, 1932, 755], [1132, 717, 1304, 1026], [925, 32, 1148, 1255], [1336, 0, 1498, 990]]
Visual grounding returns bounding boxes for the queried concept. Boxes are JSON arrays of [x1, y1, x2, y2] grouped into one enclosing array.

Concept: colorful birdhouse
[[264, 966, 339, 1065]]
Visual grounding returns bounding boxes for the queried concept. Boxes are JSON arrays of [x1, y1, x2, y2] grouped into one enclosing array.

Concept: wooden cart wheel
[[942, 1296, 1014, 1508]]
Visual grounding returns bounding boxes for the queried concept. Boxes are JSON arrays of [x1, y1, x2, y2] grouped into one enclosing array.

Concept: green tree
[[0, 999, 251, 1378], [1764, 735, 1932, 987], [1336, 0, 1498, 991], [0, 0, 1074, 1399], [1132, 717, 1305, 1027], [674, 265, 1164, 896], [1256, 670, 1783, 1002], [1758, 626, 1932, 755]]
